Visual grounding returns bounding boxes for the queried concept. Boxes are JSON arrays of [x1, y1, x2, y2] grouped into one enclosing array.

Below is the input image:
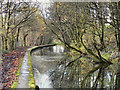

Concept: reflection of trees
[[81, 63, 110, 88], [50, 54, 87, 88], [50, 53, 115, 88], [92, 65, 105, 88], [115, 64, 120, 89], [32, 48, 120, 88]]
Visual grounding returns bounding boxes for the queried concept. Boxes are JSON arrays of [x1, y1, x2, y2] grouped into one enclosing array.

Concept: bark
[[23, 34, 28, 47], [15, 27, 21, 47], [4, 38, 8, 51], [118, 29, 120, 52], [100, 19, 105, 50], [1, 36, 4, 52]]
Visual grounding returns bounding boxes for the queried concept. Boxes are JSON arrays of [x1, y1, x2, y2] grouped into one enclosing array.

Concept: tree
[[42, 2, 113, 63], [0, 1, 37, 51], [107, 2, 120, 52], [42, 2, 90, 54]]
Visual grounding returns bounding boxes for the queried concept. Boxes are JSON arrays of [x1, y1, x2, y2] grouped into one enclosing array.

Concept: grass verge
[[11, 58, 23, 88], [28, 48, 35, 88]]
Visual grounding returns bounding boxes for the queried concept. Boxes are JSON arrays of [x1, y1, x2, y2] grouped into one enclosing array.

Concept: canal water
[[31, 45, 120, 89]]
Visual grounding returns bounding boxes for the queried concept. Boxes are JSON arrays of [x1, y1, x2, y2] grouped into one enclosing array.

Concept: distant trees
[[42, 2, 120, 63], [108, 2, 120, 52], [0, 1, 52, 52], [0, 1, 37, 51], [23, 12, 53, 46], [42, 2, 89, 54], [0, 1, 120, 64]]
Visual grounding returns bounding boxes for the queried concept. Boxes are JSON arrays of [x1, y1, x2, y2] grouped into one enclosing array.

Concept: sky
[[2, 0, 51, 3], [33, 0, 119, 2], [2, 0, 52, 11], [3, 0, 120, 2], [32, 0, 50, 3]]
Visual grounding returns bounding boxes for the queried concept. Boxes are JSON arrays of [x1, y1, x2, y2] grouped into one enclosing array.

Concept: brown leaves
[[0, 47, 28, 89]]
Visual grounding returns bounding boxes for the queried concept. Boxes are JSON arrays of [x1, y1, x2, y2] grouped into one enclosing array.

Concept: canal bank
[[16, 44, 56, 88], [31, 45, 65, 88]]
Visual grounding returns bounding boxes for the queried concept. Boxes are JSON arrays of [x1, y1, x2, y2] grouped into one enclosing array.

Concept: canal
[[31, 45, 120, 89]]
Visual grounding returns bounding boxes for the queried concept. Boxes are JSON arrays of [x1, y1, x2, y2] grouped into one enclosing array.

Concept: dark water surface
[[31, 45, 120, 89]]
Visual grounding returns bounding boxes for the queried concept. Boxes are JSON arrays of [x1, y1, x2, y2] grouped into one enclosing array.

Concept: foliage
[[41, 2, 120, 64], [28, 48, 35, 88]]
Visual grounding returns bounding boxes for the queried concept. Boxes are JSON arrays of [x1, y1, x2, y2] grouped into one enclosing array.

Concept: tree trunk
[[23, 34, 28, 47], [1, 36, 5, 52], [117, 2, 120, 52], [11, 39, 14, 50], [4, 38, 8, 51], [118, 29, 120, 52], [15, 27, 21, 47], [100, 20, 105, 50]]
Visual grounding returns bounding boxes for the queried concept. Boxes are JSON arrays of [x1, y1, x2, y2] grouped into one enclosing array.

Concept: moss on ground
[[11, 44, 56, 88], [0, 59, 2, 64], [27, 44, 56, 88], [11, 58, 23, 88], [28, 49, 35, 88], [0, 54, 2, 64], [11, 48, 36, 88]]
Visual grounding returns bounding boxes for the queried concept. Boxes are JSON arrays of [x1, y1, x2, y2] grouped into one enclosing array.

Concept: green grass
[[0, 58, 2, 64]]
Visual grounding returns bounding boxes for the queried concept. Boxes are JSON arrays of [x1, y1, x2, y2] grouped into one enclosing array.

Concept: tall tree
[[0, 1, 37, 51], [108, 2, 120, 52]]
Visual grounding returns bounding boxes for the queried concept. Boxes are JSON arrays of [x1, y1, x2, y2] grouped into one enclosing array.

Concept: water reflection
[[31, 46, 65, 88], [31, 45, 120, 89], [53, 45, 64, 53], [34, 68, 53, 88], [115, 64, 120, 89]]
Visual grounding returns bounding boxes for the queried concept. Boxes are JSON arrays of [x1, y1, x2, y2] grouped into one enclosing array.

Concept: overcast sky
[[3, 0, 51, 3], [3, 0, 52, 11], [3, 0, 119, 2]]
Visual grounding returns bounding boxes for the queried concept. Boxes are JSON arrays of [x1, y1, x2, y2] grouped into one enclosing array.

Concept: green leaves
[[9, 25, 15, 28]]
